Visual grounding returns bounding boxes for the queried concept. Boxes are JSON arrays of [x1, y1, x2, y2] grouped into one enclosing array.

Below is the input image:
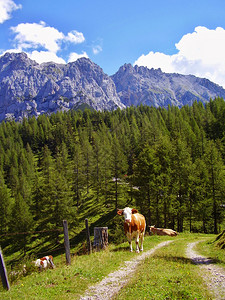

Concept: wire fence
[[0, 229, 63, 237], [0, 222, 90, 261]]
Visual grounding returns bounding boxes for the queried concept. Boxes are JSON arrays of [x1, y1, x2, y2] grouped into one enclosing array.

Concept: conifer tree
[[79, 128, 93, 195], [133, 145, 160, 225], [0, 171, 12, 234], [71, 141, 84, 207], [170, 138, 192, 232], [203, 140, 225, 233], [10, 192, 33, 254], [110, 133, 127, 209]]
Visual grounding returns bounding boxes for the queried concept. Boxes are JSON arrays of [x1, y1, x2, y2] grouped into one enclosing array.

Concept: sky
[[1, 0, 225, 87]]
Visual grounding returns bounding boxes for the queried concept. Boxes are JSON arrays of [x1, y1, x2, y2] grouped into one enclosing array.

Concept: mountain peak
[[111, 63, 225, 107], [0, 51, 225, 121], [0, 52, 38, 73], [0, 52, 124, 121]]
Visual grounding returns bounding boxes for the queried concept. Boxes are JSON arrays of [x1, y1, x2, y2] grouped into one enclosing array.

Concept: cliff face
[[1, 52, 225, 122], [0, 52, 124, 121]]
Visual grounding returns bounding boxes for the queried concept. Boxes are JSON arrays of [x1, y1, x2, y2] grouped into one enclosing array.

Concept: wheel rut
[[80, 240, 173, 300], [186, 241, 225, 300]]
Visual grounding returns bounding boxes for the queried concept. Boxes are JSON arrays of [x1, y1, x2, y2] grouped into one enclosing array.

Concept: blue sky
[[1, 0, 225, 87]]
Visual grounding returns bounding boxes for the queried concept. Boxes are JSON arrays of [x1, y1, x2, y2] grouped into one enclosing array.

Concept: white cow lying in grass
[[34, 255, 55, 270]]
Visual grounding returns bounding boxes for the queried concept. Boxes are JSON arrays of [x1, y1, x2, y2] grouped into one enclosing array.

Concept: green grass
[[0, 239, 159, 300], [0, 233, 223, 299]]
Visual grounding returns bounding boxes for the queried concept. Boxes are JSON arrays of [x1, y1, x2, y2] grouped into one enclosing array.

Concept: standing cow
[[117, 207, 146, 253]]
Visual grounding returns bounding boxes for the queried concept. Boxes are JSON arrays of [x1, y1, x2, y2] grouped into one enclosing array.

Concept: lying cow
[[34, 255, 55, 270], [117, 207, 146, 253], [149, 225, 178, 236]]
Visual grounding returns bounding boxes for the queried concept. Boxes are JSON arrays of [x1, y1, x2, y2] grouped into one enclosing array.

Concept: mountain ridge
[[0, 52, 225, 121], [111, 63, 225, 107]]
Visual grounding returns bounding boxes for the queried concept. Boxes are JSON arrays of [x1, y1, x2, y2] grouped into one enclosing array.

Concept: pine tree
[[133, 145, 160, 225], [203, 140, 225, 233], [0, 171, 12, 234], [170, 138, 192, 232], [110, 133, 127, 209], [10, 192, 33, 254], [71, 141, 84, 207], [79, 128, 93, 195], [155, 135, 173, 227]]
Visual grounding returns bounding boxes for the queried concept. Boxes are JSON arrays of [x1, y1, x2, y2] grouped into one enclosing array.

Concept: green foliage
[[0, 98, 225, 256]]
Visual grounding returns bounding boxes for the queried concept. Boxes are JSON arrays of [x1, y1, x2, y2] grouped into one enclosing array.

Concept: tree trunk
[[93, 227, 108, 251]]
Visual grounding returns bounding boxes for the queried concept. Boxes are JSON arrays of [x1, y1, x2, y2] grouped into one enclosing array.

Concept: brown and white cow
[[34, 255, 55, 270], [149, 225, 178, 236], [117, 207, 146, 253]]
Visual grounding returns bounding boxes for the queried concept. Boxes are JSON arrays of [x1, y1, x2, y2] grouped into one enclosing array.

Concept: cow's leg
[[135, 233, 140, 253], [139, 232, 144, 251], [129, 240, 133, 252], [126, 233, 133, 252]]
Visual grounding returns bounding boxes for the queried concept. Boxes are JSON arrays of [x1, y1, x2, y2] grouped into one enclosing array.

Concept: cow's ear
[[131, 208, 138, 214], [117, 209, 123, 215]]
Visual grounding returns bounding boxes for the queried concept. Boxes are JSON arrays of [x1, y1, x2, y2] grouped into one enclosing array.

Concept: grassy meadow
[[0, 233, 224, 300]]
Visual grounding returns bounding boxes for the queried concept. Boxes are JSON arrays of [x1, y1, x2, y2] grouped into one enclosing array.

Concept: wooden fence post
[[0, 246, 10, 291], [63, 220, 71, 265], [93, 227, 108, 251], [85, 218, 92, 254]]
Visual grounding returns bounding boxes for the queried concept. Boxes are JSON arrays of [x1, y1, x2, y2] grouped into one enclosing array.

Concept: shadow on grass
[[111, 246, 130, 252], [153, 254, 193, 264], [153, 254, 223, 266], [69, 208, 117, 249], [3, 208, 131, 266]]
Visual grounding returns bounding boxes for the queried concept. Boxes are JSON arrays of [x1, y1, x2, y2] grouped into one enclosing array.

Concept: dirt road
[[80, 240, 225, 300]]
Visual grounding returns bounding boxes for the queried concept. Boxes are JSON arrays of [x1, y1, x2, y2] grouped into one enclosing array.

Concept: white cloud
[[68, 51, 88, 62], [0, 0, 21, 24], [134, 26, 225, 88], [11, 21, 64, 53], [93, 45, 102, 55], [66, 30, 85, 44], [29, 51, 66, 64], [0, 48, 67, 64], [7, 21, 87, 64]]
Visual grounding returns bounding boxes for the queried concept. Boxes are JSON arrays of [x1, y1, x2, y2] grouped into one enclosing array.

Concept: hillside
[[0, 100, 225, 265], [1, 52, 225, 121]]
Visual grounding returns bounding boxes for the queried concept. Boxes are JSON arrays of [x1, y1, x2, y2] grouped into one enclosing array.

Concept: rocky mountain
[[111, 63, 225, 107], [1, 52, 225, 121], [0, 52, 124, 121]]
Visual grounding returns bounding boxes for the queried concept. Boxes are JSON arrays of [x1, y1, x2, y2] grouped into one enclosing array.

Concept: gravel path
[[80, 240, 173, 300], [186, 241, 225, 300], [80, 240, 225, 300]]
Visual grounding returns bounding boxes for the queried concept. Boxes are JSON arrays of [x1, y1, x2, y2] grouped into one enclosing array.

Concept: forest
[[0, 97, 225, 255]]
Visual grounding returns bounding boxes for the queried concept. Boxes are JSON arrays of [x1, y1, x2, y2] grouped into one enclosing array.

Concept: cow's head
[[117, 207, 138, 223], [149, 225, 155, 232]]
